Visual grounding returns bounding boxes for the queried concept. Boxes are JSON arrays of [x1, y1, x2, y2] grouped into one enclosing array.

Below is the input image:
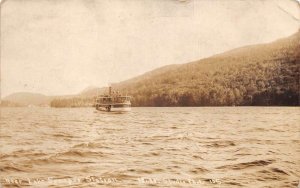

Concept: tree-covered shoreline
[[48, 31, 300, 107], [2, 25, 299, 108]]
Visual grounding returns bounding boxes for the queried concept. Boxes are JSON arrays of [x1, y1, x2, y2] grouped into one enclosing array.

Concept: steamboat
[[95, 86, 131, 112]]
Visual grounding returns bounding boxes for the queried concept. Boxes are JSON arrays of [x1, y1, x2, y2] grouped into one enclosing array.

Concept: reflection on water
[[0, 107, 299, 187]]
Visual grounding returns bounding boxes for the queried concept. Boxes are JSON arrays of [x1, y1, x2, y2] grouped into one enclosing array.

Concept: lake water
[[0, 107, 299, 187]]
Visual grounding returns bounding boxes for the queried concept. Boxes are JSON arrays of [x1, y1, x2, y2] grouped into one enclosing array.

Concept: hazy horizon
[[1, 0, 299, 98]]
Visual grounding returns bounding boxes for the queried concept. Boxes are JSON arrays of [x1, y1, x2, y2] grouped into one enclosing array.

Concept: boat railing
[[95, 96, 131, 104]]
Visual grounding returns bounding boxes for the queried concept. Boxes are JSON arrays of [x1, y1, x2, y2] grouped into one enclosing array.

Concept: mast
[[109, 86, 112, 96]]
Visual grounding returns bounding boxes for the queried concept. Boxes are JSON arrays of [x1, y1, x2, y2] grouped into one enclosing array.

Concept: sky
[[1, 0, 299, 97]]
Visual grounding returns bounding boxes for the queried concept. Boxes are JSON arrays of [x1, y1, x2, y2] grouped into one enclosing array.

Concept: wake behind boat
[[95, 86, 131, 112]]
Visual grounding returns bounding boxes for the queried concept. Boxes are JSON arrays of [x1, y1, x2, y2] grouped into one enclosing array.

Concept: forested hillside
[[50, 31, 299, 107]]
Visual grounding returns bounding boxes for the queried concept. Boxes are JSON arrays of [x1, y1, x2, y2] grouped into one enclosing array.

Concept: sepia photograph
[[0, 0, 299, 187]]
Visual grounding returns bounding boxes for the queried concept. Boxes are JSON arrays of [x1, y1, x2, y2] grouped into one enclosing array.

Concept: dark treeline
[[50, 31, 299, 107], [50, 97, 95, 108]]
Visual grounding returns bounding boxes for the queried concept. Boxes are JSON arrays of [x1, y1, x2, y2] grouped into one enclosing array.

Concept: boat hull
[[96, 104, 131, 113], [96, 107, 131, 112]]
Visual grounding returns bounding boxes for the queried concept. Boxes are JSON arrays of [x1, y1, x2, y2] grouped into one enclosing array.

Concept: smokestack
[[109, 86, 112, 95]]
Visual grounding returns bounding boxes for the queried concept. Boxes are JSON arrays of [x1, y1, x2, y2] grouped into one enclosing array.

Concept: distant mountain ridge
[[2, 30, 299, 107], [2, 92, 51, 106]]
